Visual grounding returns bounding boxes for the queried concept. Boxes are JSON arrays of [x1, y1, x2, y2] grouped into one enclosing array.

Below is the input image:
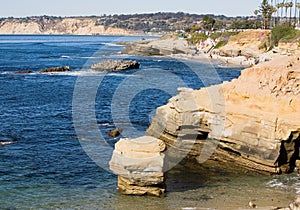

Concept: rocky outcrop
[[216, 30, 270, 58], [91, 60, 140, 72], [123, 37, 194, 56], [0, 18, 135, 35], [109, 136, 166, 196], [147, 55, 300, 175], [39, 66, 70, 73]]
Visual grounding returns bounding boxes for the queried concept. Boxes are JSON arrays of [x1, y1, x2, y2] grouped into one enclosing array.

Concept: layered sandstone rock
[[147, 55, 300, 174], [109, 136, 166, 196], [217, 30, 270, 58], [123, 37, 194, 56]]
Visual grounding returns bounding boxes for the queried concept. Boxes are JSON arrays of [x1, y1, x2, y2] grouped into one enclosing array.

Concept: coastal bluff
[[147, 54, 300, 174], [110, 54, 300, 196], [0, 17, 135, 35]]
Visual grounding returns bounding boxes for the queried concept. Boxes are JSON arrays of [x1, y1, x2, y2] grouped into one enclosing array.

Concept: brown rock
[[39, 66, 70, 73], [107, 128, 122, 138], [118, 176, 165, 197]]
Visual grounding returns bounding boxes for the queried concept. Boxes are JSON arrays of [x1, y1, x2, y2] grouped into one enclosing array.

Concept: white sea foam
[[0, 141, 13, 146], [266, 179, 286, 188], [60, 55, 100, 59], [102, 42, 121, 47], [60, 55, 71, 58]]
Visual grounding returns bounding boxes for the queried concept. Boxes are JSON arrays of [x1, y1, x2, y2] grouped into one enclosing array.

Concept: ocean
[[0, 35, 298, 209]]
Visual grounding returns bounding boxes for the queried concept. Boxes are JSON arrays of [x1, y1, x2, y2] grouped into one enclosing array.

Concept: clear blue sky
[[0, 0, 262, 17]]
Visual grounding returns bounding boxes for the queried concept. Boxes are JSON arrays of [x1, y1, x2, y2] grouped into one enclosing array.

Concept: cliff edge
[[147, 54, 300, 174]]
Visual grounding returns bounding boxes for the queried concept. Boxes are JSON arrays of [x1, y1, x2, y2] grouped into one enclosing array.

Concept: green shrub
[[187, 33, 207, 44], [214, 41, 226, 49], [271, 25, 299, 46], [210, 32, 239, 41]]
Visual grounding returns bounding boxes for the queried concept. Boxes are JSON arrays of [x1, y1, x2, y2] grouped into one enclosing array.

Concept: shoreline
[[121, 33, 298, 69], [170, 52, 253, 68]]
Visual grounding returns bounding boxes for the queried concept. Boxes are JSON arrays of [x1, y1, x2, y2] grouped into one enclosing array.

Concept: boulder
[[107, 128, 122, 138], [39, 66, 70, 73], [109, 136, 166, 196], [91, 60, 140, 72]]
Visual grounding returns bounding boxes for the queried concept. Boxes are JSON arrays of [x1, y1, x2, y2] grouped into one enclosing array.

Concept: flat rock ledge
[[109, 136, 166, 196], [91, 59, 140, 72], [122, 37, 193, 56]]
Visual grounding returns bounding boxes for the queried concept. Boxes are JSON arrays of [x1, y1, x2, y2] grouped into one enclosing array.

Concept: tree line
[[254, 0, 300, 29]]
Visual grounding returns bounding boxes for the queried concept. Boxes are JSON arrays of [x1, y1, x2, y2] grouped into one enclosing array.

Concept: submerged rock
[[39, 66, 70, 73], [91, 60, 140, 72], [15, 70, 33, 74], [109, 136, 166, 196]]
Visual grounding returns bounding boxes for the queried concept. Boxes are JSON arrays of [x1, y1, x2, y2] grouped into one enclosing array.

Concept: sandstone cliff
[[147, 54, 300, 174], [216, 30, 270, 58], [0, 18, 136, 35]]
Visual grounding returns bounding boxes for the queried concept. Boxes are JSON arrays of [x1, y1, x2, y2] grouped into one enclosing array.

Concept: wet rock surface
[[39, 66, 70, 73], [91, 60, 140, 72]]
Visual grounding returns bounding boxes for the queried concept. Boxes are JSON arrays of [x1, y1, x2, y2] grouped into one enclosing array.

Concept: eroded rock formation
[[147, 55, 300, 174], [109, 136, 166, 196], [110, 54, 300, 197]]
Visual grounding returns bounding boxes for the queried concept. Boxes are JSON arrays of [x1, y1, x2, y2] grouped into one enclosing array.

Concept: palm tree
[[288, 1, 294, 24], [297, 2, 300, 25], [284, 2, 289, 19], [294, 0, 298, 25], [255, 0, 277, 29], [270, 0, 275, 27], [275, 0, 279, 25], [282, 0, 287, 19], [277, 2, 285, 23]]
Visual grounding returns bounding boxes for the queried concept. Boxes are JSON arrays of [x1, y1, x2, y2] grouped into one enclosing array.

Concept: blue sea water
[[0, 35, 298, 209]]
